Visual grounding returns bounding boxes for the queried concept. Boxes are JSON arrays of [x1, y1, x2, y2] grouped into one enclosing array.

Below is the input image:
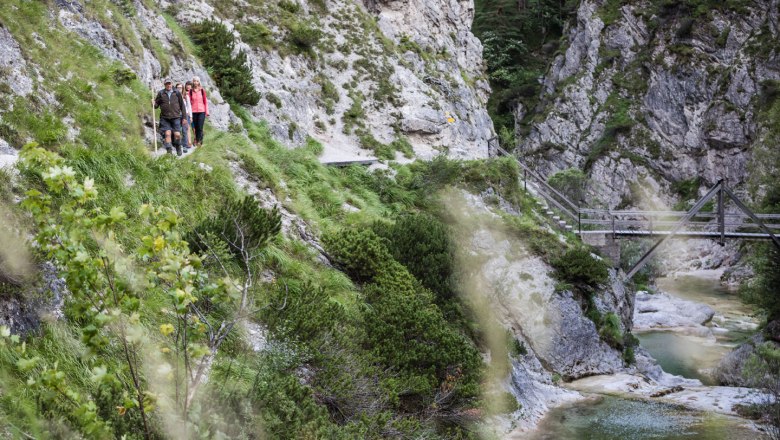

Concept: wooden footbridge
[[489, 142, 780, 280]]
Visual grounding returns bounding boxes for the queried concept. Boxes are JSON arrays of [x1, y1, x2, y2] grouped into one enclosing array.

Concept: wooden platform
[[321, 159, 378, 167]]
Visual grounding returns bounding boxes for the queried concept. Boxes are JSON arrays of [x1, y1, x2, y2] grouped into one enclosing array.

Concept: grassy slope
[[0, 1, 594, 439]]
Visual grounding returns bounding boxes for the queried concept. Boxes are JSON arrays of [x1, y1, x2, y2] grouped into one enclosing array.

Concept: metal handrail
[[493, 144, 582, 215], [486, 137, 780, 249]]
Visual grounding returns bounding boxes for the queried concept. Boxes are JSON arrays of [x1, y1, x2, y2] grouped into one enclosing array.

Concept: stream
[[528, 395, 763, 439], [526, 271, 765, 439], [637, 273, 759, 385]]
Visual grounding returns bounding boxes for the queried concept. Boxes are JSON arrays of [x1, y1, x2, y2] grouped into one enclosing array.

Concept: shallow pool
[[636, 274, 760, 384], [527, 395, 765, 440]]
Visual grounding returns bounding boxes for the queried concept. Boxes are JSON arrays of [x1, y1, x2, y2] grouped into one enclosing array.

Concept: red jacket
[[189, 88, 209, 115]]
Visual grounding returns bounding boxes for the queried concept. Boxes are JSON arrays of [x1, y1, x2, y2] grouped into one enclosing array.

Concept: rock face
[[55, 1, 236, 132], [166, 0, 493, 161], [450, 191, 628, 378], [633, 290, 715, 331], [518, 0, 780, 210], [444, 189, 634, 431], [0, 263, 68, 335], [1, 0, 492, 160], [0, 26, 34, 99]]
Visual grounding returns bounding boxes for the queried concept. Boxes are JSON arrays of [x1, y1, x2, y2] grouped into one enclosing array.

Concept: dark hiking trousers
[[192, 112, 206, 144]]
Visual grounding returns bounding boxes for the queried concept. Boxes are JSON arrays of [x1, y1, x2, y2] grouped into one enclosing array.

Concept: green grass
[[0, 0, 613, 437], [162, 13, 199, 56]]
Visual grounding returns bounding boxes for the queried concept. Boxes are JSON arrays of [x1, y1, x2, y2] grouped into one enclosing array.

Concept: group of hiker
[[153, 77, 209, 156]]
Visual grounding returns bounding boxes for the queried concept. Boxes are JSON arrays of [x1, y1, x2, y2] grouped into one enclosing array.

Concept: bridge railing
[[487, 137, 780, 241], [490, 139, 581, 229], [578, 209, 780, 236]]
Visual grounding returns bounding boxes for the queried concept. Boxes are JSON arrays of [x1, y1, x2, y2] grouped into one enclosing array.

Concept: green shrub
[[716, 26, 731, 47], [760, 79, 780, 108], [356, 130, 395, 160], [342, 92, 365, 134], [279, 0, 301, 13], [188, 196, 281, 265], [326, 226, 481, 404], [377, 213, 456, 302], [187, 20, 261, 106], [599, 312, 623, 348], [237, 22, 274, 49], [287, 22, 321, 53], [315, 74, 339, 103], [324, 228, 393, 282], [363, 280, 481, 400], [675, 18, 695, 38], [547, 168, 586, 204], [551, 246, 609, 290], [111, 67, 136, 86], [266, 92, 283, 108], [261, 281, 348, 343], [622, 332, 639, 364], [390, 136, 414, 159], [586, 95, 632, 169], [742, 244, 780, 320]]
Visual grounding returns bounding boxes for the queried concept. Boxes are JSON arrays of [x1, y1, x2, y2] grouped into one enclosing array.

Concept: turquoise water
[[528, 274, 765, 439], [636, 274, 760, 385], [635, 331, 727, 385], [528, 396, 765, 440]]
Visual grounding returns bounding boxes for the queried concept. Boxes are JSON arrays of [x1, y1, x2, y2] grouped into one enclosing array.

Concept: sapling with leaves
[[20, 143, 156, 439], [170, 196, 280, 410], [16, 143, 280, 436]]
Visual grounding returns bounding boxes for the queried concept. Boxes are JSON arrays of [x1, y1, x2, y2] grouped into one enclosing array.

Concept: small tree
[[548, 168, 586, 205], [188, 20, 261, 106], [17, 144, 280, 436]]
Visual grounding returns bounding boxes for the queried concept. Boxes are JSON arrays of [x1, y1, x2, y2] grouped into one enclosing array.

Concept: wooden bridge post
[[610, 212, 616, 240]]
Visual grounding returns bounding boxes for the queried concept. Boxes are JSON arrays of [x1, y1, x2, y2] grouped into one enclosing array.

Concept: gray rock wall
[[2, 0, 493, 160], [445, 189, 635, 431], [167, 0, 494, 160], [518, 0, 780, 210]]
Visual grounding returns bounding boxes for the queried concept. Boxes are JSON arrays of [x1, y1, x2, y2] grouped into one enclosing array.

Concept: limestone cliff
[[171, 0, 494, 160], [0, 0, 494, 161], [517, 0, 780, 210], [444, 189, 636, 432]]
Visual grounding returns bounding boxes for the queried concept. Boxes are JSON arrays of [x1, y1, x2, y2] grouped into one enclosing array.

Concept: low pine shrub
[[551, 246, 609, 290], [188, 196, 281, 265], [376, 213, 455, 301], [323, 228, 393, 282], [187, 20, 261, 106]]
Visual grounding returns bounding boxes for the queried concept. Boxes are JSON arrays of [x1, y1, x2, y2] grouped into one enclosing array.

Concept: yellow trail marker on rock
[[445, 111, 456, 124]]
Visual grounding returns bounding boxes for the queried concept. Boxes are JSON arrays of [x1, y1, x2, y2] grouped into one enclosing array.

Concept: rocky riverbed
[[510, 270, 767, 439]]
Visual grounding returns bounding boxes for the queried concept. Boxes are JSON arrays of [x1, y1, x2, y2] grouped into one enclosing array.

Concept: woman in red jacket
[[189, 76, 209, 147]]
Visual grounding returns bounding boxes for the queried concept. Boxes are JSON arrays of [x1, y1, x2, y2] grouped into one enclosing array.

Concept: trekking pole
[[151, 83, 158, 153]]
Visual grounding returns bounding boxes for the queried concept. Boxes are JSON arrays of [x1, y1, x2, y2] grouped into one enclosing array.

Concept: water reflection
[[636, 274, 760, 384], [636, 332, 728, 384], [527, 396, 765, 440]]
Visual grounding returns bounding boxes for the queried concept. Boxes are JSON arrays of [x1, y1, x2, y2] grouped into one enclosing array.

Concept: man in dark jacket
[[154, 78, 186, 156]]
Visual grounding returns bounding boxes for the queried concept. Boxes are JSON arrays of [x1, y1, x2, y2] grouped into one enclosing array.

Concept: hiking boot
[[175, 144, 182, 156], [165, 147, 172, 155], [183, 147, 189, 153]]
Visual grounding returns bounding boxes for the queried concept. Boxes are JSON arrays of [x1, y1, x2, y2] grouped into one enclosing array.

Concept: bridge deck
[[322, 159, 377, 167], [578, 230, 776, 239]]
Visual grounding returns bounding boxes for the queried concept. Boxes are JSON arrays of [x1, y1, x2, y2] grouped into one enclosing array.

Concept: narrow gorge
[[0, 0, 778, 439]]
